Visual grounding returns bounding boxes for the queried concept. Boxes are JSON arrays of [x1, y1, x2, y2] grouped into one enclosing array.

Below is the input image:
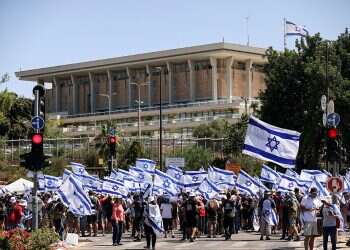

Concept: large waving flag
[[285, 169, 299, 178], [236, 170, 260, 196], [69, 162, 90, 176], [300, 169, 328, 184], [198, 178, 220, 200], [166, 165, 183, 180], [242, 116, 300, 168], [278, 173, 299, 192], [285, 20, 309, 36], [181, 170, 207, 191], [130, 166, 153, 184], [39, 175, 62, 192], [153, 170, 179, 196], [136, 158, 156, 173], [260, 165, 281, 184], [101, 178, 128, 198], [56, 174, 93, 216], [308, 177, 329, 198]]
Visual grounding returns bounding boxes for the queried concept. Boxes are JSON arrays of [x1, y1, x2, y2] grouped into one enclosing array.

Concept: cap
[[189, 192, 195, 197], [19, 200, 27, 207], [148, 196, 155, 202], [9, 197, 16, 203]]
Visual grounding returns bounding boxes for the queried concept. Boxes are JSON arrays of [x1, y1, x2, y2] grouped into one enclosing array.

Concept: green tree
[[223, 114, 248, 156], [182, 146, 214, 171], [259, 30, 350, 170], [192, 119, 229, 138]]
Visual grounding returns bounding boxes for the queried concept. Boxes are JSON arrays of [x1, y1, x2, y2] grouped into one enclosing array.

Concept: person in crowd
[[279, 194, 289, 240], [160, 196, 173, 238], [198, 196, 206, 236], [51, 197, 66, 240], [87, 191, 99, 237], [320, 197, 338, 250], [300, 187, 322, 250], [111, 195, 125, 246], [102, 195, 113, 234], [6, 197, 23, 230], [222, 192, 236, 240], [206, 197, 218, 238], [132, 193, 144, 241], [170, 197, 178, 238], [285, 191, 300, 241], [258, 191, 276, 241], [144, 196, 162, 250], [97, 194, 105, 236], [183, 192, 199, 242], [234, 191, 241, 233]]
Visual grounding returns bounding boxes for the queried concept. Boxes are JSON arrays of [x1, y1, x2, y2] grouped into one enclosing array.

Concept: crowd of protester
[[1, 187, 350, 250]]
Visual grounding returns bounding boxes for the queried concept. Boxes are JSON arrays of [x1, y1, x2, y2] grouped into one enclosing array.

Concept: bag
[[65, 233, 79, 245]]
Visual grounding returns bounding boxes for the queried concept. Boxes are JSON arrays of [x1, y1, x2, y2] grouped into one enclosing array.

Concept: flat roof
[[15, 42, 266, 81]]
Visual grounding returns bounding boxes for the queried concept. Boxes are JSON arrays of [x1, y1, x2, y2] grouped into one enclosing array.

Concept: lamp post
[[154, 67, 163, 170], [241, 96, 249, 114], [129, 81, 151, 140], [97, 92, 117, 122]]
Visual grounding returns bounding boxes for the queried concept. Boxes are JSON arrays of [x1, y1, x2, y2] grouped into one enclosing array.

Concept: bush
[[28, 228, 59, 250]]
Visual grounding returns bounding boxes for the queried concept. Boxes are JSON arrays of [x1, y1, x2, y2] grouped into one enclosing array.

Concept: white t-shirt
[[300, 196, 322, 222], [160, 203, 173, 219]]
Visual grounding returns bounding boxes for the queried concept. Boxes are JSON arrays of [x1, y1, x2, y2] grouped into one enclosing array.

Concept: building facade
[[16, 42, 267, 137]]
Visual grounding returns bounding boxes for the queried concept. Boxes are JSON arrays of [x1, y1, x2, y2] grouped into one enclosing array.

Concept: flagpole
[[283, 18, 287, 50]]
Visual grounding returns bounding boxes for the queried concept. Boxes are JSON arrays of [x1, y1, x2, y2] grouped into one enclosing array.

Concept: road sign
[[31, 116, 44, 130], [327, 100, 334, 115], [321, 95, 327, 111], [326, 176, 344, 193], [322, 112, 327, 127], [165, 157, 185, 168], [327, 113, 340, 127]]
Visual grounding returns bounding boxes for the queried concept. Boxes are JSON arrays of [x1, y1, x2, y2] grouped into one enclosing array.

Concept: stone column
[[187, 59, 195, 102], [126, 67, 132, 107], [245, 59, 253, 99], [226, 57, 234, 103], [107, 70, 112, 111], [88, 72, 95, 113], [146, 64, 152, 106], [53, 77, 59, 113], [70, 75, 77, 114], [210, 57, 218, 101], [166, 62, 172, 104]]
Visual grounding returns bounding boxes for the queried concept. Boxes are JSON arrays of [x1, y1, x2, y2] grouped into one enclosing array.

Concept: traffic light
[[32, 84, 46, 131], [109, 135, 117, 156], [327, 128, 339, 163]]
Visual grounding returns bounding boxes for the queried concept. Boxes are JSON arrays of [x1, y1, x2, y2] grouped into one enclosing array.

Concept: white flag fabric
[[130, 167, 153, 184], [57, 174, 93, 216], [153, 170, 179, 196], [260, 165, 281, 184], [286, 20, 309, 36], [285, 169, 299, 178], [101, 178, 128, 198], [208, 166, 236, 185], [300, 169, 328, 184], [136, 158, 156, 173], [278, 173, 299, 192], [69, 162, 89, 176], [308, 177, 329, 198], [39, 175, 62, 192], [166, 165, 183, 180], [181, 170, 207, 191], [242, 116, 300, 168], [198, 178, 220, 200], [236, 170, 260, 196]]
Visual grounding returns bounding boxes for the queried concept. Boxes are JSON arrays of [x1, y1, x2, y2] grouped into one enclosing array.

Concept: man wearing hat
[[300, 187, 322, 250], [183, 192, 199, 242]]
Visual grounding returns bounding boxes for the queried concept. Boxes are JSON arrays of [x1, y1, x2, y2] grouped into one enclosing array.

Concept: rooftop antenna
[[222, 36, 225, 43], [246, 16, 250, 46]]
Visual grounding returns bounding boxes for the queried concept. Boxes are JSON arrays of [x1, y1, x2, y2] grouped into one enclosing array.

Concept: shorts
[[87, 214, 97, 224], [186, 216, 198, 228], [288, 216, 297, 226], [163, 218, 172, 231], [304, 222, 319, 236]]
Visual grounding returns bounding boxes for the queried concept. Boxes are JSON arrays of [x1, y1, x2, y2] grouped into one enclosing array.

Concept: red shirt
[[111, 203, 124, 222], [7, 204, 23, 225]]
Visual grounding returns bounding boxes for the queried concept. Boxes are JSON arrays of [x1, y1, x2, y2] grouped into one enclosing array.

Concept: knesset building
[[16, 42, 267, 137]]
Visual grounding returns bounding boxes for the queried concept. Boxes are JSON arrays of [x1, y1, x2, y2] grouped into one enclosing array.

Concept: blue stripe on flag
[[243, 144, 296, 165]]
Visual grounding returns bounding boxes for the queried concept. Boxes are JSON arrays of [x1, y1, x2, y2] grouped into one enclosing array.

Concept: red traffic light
[[109, 136, 116, 144], [327, 128, 337, 139], [32, 133, 43, 145]]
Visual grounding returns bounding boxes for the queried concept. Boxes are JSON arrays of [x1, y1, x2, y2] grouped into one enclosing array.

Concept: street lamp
[[97, 92, 117, 122], [154, 67, 164, 170], [241, 96, 249, 114], [129, 81, 151, 140]]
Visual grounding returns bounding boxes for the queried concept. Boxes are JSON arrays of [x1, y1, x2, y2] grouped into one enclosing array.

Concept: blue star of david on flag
[[207, 187, 213, 193], [89, 180, 93, 185], [47, 180, 52, 186], [219, 176, 225, 181], [163, 179, 171, 188], [245, 180, 252, 186], [79, 167, 84, 174], [174, 173, 181, 180], [266, 136, 280, 152], [288, 182, 294, 188], [192, 176, 199, 182], [112, 185, 119, 191], [139, 174, 144, 180]]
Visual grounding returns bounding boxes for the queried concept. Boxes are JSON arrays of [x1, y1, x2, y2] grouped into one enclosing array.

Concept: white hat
[[19, 200, 27, 207], [148, 196, 155, 202], [9, 197, 16, 203], [115, 195, 122, 199], [189, 192, 195, 197]]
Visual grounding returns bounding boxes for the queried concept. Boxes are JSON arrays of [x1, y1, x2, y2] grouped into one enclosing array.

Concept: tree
[[223, 114, 248, 156], [259, 30, 350, 170], [192, 119, 229, 138]]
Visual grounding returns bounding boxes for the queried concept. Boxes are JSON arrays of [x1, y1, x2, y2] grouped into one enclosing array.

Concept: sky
[[0, 0, 349, 98]]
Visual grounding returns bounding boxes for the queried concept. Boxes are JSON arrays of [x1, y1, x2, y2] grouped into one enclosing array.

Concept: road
[[70, 231, 350, 250]]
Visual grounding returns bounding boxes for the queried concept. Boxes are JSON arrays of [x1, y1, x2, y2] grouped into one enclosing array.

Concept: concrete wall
[[172, 63, 190, 102]]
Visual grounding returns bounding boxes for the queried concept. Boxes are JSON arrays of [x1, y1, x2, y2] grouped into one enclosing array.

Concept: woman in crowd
[[111, 195, 125, 246]]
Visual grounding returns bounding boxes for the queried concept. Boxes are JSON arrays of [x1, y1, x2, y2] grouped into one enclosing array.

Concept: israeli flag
[[153, 170, 179, 196], [101, 179, 128, 198], [208, 166, 236, 185], [260, 165, 281, 184], [344, 177, 350, 192], [242, 116, 300, 168], [166, 165, 183, 180], [56, 174, 93, 216], [278, 173, 299, 192], [110, 168, 130, 181], [286, 20, 309, 36], [181, 170, 207, 191], [42, 175, 62, 191], [69, 162, 89, 176], [82, 175, 102, 192], [198, 178, 220, 200], [130, 167, 153, 184], [285, 169, 299, 178], [136, 158, 156, 173], [63, 169, 72, 181], [308, 177, 329, 198], [300, 169, 328, 184], [254, 177, 269, 192], [236, 170, 260, 196]]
